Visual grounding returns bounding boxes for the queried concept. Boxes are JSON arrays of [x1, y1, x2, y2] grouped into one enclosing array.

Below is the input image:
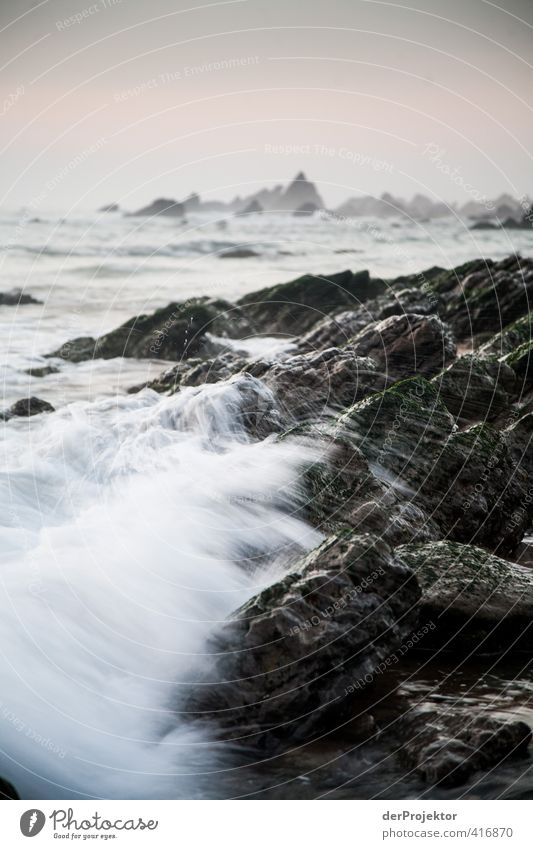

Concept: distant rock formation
[[278, 171, 324, 212], [183, 192, 201, 213], [237, 199, 263, 216], [127, 198, 184, 217], [99, 203, 119, 212], [293, 202, 319, 216]]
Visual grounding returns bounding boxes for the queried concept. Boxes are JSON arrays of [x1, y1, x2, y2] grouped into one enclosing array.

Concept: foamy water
[[0, 376, 321, 798]]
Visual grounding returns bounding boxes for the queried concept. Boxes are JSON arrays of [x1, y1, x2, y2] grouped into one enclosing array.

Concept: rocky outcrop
[[432, 355, 517, 424], [1, 396, 55, 420], [350, 313, 456, 380], [0, 289, 42, 306], [293, 202, 319, 216], [237, 269, 386, 335], [433, 255, 533, 343], [237, 200, 263, 216], [47, 299, 251, 362], [249, 347, 387, 421], [127, 197, 184, 217], [278, 172, 324, 212], [184, 534, 420, 746], [339, 377, 531, 553], [398, 707, 531, 788], [398, 541, 533, 652]]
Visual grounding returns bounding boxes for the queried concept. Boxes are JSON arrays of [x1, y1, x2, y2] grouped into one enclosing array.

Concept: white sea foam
[[0, 376, 321, 798]]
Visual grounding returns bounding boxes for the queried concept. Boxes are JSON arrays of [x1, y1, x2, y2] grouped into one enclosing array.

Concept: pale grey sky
[[1, 0, 532, 210]]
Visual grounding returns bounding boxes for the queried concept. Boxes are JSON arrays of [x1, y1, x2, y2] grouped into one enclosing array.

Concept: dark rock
[[398, 541, 533, 652], [470, 220, 499, 230], [480, 313, 533, 358], [2, 396, 55, 420], [0, 777, 18, 800], [220, 248, 260, 258], [98, 202, 119, 212], [25, 365, 60, 378], [350, 313, 456, 380], [237, 200, 263, 216], [432, 354, 517, 424], [0, 289, 42, 306], [127, 197, 184, 217], [399, 707, 531, 788], [237, 269, 386, 336], [433, 255, 533, 342], [183, 534, 420, 746], [339, 376, 531, 553], [47, 299, 251, 362], [293, 202, 319, 217], [250, 346, 387, 422], [278, 172, 324, 212]]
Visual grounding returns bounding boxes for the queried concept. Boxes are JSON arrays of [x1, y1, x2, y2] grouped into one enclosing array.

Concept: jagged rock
[[2, 396, 55, 420], [296, 287, 443, 354], [398, 541, 533, 652], [433, 255, 533, 342], [183, 534, 420, 746], [339, 377, 531, 553], [0, 289, 42, 306], [278, 172, 324, 212], [47, 299, 251, 362], [249, 347, 387, 421], [432, 355, 517, 424], [480, 313, 533, 358], [399, 707, 531, 787], [301, 429, 439, 544], [127, 197, 184, 217], [350, 313, 456, 380], [237, 269, 386, 335]]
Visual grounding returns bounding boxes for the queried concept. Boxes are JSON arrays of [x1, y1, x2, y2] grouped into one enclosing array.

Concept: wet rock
[[183, 534, 420, 746], [480, 313, 533, 358], [340, 377, 531, 552], [250, 347, 387, 421], [0, 289, 42, 306], [399, 707, 531, 788], [25, 365, 60, 378], [434, 255, 533, 342], [297, 310, 369, 352], [350, 313, 456, 380], [398, 541, 533, 652], [301, 429, 439, 545], [432, 355, 517, 424], [2, 396, 55, 420], [47, 299, 251, 362], [237, 269, 386, 335]]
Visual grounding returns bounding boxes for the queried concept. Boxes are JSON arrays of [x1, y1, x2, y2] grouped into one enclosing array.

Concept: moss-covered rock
[[48, 298, 251, 362], [432, 354, 517, 424], [183, 534, 420, 746], [339, 377, 530, 551], [237, 268, 385, 335], [398, 540, 533, 652]]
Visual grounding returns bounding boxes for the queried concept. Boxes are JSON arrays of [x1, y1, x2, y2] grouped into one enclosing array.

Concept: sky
[[1, 0, 532, 211]]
